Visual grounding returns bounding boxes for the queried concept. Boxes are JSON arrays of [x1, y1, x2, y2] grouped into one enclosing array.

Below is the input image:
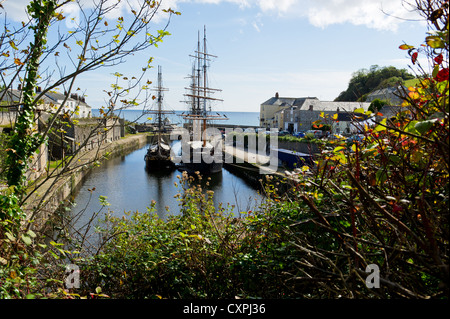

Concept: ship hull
[[180, 161, 222, 175], [144, 143, 174, 170]]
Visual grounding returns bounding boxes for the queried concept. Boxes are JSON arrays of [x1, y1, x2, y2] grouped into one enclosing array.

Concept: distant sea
[[92, 109, 260, 127]]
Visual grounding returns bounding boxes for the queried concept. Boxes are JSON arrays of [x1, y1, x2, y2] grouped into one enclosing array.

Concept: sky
[[2, 0, 428, 112]]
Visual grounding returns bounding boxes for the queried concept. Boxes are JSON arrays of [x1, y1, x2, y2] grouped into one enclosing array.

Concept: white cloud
[[2, 0, 421, 31], [1, 0, 30, 21], [1, 0, 178, 23], [303, 0, 420, 31]]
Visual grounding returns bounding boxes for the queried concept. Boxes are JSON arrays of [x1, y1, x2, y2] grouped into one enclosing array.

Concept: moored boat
[[179, 26, 227, 175], [144, 65, 175, 170]]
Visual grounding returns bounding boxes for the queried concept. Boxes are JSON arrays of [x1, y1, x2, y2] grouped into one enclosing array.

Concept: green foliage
[[75, 0, 448, 299], [0, 219, 72, 299], [2, 0, 55, 215], [78, 173, 246, 298], [335, 65, 414, 102], [1, 0, 447, 300], [368, 98, 388, 113]]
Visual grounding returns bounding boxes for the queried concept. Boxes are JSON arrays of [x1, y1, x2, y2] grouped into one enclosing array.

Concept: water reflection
[[70, 145, 263, 229]]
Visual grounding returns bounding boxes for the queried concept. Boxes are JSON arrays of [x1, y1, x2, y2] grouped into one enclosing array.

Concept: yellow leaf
[[14, 58, 24, 66], [399, 44, 414, 50], [9, 40, 18, 50], [373, 118, 387, 132]]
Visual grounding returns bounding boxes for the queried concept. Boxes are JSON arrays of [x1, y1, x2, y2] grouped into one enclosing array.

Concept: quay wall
[[25, 134, 148, 230], [277, 140, 321, 155]]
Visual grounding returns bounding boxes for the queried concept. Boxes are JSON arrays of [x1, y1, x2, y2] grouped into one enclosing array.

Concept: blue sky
[[3, 0, 427, 112]]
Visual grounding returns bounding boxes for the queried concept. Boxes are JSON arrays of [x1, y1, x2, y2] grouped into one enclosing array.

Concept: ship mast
[[183, 26, 227, 146], [144, 65, 173, 148]]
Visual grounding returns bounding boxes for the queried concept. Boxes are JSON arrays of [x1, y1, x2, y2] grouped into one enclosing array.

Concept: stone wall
[[25, 134, 147, 230], [277, 140, 320, 155]]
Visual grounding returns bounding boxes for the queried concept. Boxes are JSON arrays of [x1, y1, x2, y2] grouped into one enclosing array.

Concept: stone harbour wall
[[24, 134, 148, 230]]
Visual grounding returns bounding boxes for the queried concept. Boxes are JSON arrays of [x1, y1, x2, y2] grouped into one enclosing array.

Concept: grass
[[404, 78, 421, 87]]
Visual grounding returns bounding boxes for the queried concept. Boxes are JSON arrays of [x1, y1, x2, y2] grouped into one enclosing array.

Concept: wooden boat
[[144, 66, 175, 169], [179, 26, 227, 175]]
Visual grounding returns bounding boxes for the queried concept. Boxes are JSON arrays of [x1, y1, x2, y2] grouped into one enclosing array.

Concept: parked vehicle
[[347, 134, 364, 143], [278, 130, 290, 136], [327, 133, 345, 140], [305, 130, 323, 138], [294, 131, 305, 138]]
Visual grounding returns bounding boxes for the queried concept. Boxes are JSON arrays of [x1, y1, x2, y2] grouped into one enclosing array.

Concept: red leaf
[[411, 52, 418, 65], [435, 68, 449, 82], [434, 54, 443, 65]]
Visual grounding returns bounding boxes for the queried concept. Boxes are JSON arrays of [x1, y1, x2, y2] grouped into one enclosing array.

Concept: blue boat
[[274, 148, 313, 169]]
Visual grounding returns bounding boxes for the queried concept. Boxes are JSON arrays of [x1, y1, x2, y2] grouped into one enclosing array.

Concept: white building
[[38, 91, 92, 118]]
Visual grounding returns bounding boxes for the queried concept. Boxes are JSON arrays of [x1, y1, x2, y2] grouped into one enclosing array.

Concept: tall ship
[[144, 65, 175, 169], [180, 26, 228, 175]]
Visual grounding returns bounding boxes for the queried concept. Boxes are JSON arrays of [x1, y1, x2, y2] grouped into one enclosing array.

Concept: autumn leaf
[[434, 68, 449, 82], [409, 91, 420, 100], [14, 58, 24, 66], [9, 40, 18, 50], [426, 35, 445, 49], [399, 44, 414, 50], [55, 12, 64, 20], [411, 52, 418, 65], [434, 54, 443, 65]]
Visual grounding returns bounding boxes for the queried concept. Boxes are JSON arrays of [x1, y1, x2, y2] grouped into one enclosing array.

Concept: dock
[[222, 144, 315, 186]]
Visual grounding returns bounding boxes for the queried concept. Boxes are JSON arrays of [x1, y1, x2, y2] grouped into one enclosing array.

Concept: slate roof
[[0, 89, 23, 104], [261, 96, 318, 107], [314, 101, 371, 112], [335, 112, 368, 122], [366, 86, 406, 104]]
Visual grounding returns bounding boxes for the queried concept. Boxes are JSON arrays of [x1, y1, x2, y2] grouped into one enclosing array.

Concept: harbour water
[[69, 143, 264, 230], [69, 109, 264, 234]]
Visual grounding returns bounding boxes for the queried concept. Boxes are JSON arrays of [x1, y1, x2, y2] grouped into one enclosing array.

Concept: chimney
[[36, 86, 42, 93], [275, 92, 279, 99], [18, 84, 22, 90]]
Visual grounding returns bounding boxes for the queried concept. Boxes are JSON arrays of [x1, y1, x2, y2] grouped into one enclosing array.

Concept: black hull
[[179, 161, 222, 175], [145, 158, 175, 170], [144, 142, 174, 170]]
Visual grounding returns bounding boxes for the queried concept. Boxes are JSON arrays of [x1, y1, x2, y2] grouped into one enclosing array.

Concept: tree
[[0, 0, 179, 223], [291, 0, 448, 298], [368, 98, 387, 112], [335, 65, 415, 102], [0, 0, 179, 298]]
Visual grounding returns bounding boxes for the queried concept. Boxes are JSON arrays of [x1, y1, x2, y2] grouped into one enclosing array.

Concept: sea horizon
[[92, 109, 260, 127]]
